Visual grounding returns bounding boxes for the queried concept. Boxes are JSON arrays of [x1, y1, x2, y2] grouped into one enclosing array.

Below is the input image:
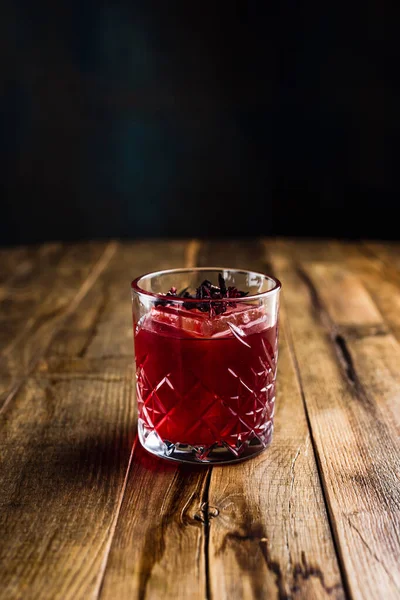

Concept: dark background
[[1, 2, 398, 245]]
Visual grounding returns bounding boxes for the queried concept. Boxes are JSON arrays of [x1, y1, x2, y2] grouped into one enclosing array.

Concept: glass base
[[138, 420, 273, 464]]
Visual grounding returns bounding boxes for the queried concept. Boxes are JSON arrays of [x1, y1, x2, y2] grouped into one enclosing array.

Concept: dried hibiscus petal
[[156, 274, 248, 314], [218, 273, 227, 295]]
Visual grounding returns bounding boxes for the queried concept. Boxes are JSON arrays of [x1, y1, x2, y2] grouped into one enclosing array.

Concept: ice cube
[[145, 303, 269, 339]]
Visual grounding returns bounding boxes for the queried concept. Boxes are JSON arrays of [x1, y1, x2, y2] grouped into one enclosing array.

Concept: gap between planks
[[0, 241, 117, 416]]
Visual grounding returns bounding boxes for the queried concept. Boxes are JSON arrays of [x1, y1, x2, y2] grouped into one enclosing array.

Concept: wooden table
[[0, 239, 399, 600]]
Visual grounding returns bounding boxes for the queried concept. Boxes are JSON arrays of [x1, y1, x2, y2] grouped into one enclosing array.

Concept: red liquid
[[134, 305, 278, 455]]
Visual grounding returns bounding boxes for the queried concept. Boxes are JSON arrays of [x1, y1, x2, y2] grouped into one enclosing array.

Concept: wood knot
[[207, 506, 219, 518], [194, 503, 219, 523]]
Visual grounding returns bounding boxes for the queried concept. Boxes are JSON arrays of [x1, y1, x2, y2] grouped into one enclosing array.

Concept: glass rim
[[131, 267, 282, 304]]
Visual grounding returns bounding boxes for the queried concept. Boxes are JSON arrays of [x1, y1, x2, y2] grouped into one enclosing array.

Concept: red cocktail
[[132, 269, 281, 464]]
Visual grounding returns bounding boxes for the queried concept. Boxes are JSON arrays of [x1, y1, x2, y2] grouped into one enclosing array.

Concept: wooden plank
[[0, 243, 111, 408], [302, 261, 384, 332], [0, 245, 63, 347], [331, 241, 400, 344], [0, 244, 64, 320], [305, 259, 399, 435], [363, 241, 400, 271], [0, 246, 41, 288], [99, 240, 212, 600], [191, 241, 342, 599], [0, 241, 189, 600], [266, 239, 400, 344], [266, 240, 400, 600], [0, 243, 106, 351], [100, 445, 210, 600]]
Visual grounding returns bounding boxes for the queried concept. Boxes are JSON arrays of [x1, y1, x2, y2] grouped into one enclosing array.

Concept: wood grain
[[0, 241, 188, 600], [0, 243, 112, 408], [100, 446, 210, 600], [0, 246, 43, 288], [0, 245, 63, 349], [363, 241, 400, 271], [332, 241, 400, 344], [1, 239, 399, 600], [0, 244, 64, 319], [266, 240, 400, 600]]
